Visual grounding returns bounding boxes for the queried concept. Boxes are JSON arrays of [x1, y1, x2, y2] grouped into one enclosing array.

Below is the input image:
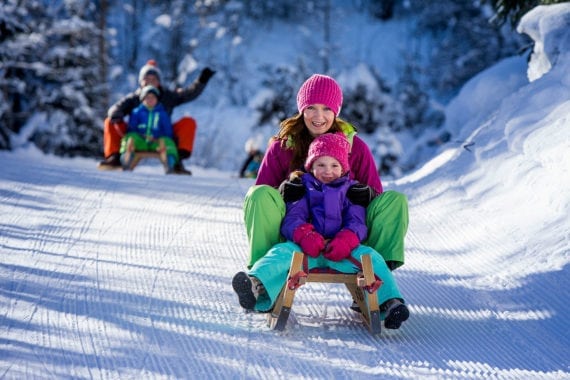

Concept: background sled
[[124, 139, 168, 172], [267, 251, 382, 334]]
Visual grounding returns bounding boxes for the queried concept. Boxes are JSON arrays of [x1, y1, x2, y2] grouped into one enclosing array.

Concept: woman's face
[[303, 104, 335, 137]]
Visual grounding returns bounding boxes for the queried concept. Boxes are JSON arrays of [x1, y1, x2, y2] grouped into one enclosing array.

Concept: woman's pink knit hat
[[297, 74, 343, 116], [305, 133, 350, 173]]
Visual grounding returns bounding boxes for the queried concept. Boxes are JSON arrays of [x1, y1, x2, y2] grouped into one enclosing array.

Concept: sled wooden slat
[[268, 250, 305, 330], [267, 251, 382, 334], [126, 139, 168, 171], [129, 151, 159, 170], [359, 253, 381, 334]]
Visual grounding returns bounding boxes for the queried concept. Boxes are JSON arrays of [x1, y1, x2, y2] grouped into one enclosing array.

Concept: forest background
[[0, 0, 565, 177]]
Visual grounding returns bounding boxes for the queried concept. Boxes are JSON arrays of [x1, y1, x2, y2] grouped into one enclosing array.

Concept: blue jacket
[[127, 103, 173, 140], [280, 173, 367, 241]]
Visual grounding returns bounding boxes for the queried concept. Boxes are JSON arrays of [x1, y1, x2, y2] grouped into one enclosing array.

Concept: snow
[[517, 3, 570, 82], [1, 5, 569, 380]]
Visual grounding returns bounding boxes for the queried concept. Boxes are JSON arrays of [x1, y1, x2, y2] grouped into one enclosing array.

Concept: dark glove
[[279, 176, 305, 203], [110, 112, 124, 124], [293, 223, 325, 258], [324, 229, 360, 261], [198, 67, 216, 84], [347, 183, 376, 208]]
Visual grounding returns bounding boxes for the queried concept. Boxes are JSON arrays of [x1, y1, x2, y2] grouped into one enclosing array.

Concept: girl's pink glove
[[293, 223, 325, 257], [324, 229, 360, 261]]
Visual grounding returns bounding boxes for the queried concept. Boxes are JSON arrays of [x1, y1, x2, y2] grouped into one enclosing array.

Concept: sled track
[[0, 154, 568, 379]]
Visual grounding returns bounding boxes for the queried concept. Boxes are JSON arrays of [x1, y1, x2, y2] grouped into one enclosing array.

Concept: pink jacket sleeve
[[348, 136, 383, 194], [255, 140, 293, 188], [255, 135, 383, 194]]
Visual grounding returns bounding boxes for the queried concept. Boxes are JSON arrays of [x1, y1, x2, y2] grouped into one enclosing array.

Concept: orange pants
[[103, 116, 197, 158]]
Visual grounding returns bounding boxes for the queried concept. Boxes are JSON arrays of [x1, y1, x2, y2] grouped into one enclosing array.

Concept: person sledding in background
[[98, 59, 215, 174], [121, 85, 178, 173], [243, 74, 409, 272], [239, 134, 265, 178], [233, 133, 409, 329]]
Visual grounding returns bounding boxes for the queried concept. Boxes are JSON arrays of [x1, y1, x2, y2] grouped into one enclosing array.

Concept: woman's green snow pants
[[243, 185, 409, 269]]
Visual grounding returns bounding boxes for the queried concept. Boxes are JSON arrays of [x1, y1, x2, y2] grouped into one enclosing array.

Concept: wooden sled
[[123, 138, 168, 171], [267, 251, 383, 334]]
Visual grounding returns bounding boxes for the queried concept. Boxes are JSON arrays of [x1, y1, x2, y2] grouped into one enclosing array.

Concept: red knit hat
[[305, 133, 350, 173], [297, 74, 343, 116]]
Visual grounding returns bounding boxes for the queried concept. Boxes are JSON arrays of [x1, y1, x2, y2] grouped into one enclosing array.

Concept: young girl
[[233, 133, 409, 330], [120, 85, 179, 173]]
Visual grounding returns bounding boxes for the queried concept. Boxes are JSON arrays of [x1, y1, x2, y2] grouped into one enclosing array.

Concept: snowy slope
[[1, 5, 569, 380]]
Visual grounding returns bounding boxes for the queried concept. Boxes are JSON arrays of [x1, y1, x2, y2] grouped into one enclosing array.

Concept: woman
[[244, 74, 408, 270]]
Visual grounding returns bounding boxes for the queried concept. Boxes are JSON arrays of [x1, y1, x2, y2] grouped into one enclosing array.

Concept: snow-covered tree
[[396, 57, 444, 135], [0, 0, 107, 156], [409, 0, 524, 99], [340, 66, 403, 134], [366, 0, 396, 20], [252, 65, 302, 126], [484, 0, 569, 27], [0, 0, 34, 150], [372, 126, 404, 178]]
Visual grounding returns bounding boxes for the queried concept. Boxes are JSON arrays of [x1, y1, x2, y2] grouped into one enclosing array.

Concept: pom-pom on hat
[[138, 59, 162, 84], [297, 74, 343, 116], [139, 85, 160, 101], [305, 133, 350, 174]]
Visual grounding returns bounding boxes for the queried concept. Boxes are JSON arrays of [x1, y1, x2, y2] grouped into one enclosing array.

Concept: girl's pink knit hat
[[305, 133, 350, 173], [297, 74, 343, 116]]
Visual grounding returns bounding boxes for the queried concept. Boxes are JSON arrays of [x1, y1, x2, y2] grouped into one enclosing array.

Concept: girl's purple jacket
[[280, 173, 368, 241]]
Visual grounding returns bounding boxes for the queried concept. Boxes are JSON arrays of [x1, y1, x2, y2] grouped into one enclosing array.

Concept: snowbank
[[396, 3, 570, 289], [517, 3, 570, 82]]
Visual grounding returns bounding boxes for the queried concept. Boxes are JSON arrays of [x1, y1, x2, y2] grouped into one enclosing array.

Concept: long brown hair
[[272, 113, 345, 171]]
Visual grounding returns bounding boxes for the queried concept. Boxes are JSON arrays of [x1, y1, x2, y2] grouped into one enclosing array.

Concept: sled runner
[[267, 251, 382, 334], [122, 138, 169, 172]]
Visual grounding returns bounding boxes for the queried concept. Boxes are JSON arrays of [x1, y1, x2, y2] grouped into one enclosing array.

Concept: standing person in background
[[120, 85, 178, 174], [98, 59, 215, 175], [243, 74, 408, 272], [239, 135, 265, 178]]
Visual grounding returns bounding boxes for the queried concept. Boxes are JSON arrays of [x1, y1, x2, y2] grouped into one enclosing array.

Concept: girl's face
[[143, 93, 158, 108], [311, 155, 343, 183], [303, 104, 335, 137]]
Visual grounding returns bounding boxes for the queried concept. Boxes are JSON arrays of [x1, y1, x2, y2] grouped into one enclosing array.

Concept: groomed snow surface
[[1, 4, 569, 380]]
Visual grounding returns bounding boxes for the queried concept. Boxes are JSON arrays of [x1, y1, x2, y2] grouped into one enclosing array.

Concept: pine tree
[[0, 0, 107, 157], [0, 0, 44, 150], [412, 0, 524, 99], [485, 0, 568, 27]]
